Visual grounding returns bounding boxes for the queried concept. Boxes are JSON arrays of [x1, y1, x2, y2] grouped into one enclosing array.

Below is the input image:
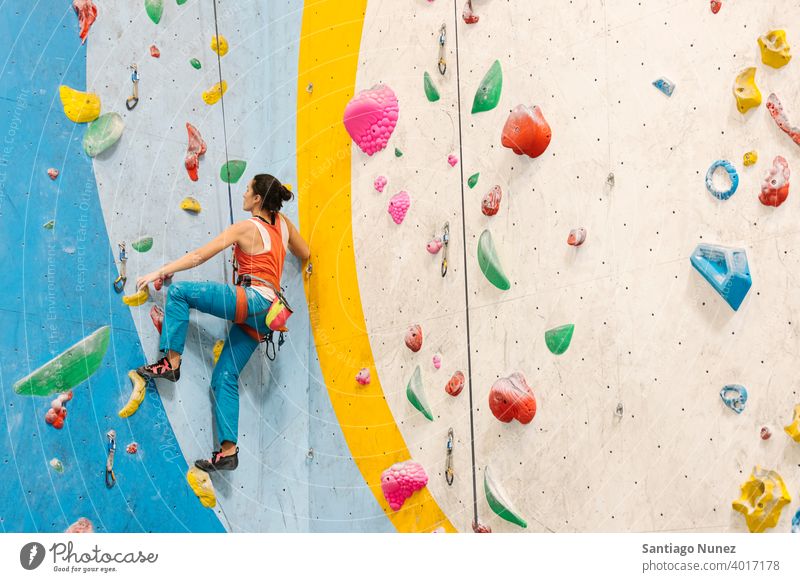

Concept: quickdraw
[[113, 242, 127, 293], [105, 429, 116, 488], [441, 222, 450, 277], [438, 24, 447, 75], [445, 427, 454, 486], [125, 64, 139, 110]]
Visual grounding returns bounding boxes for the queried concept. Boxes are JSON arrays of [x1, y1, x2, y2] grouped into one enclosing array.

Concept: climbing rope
[[450, 1, 480, 528], [211, 0, 235, 232]]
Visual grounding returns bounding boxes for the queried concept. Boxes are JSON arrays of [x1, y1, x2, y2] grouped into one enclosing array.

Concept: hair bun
[[280, 184, 294, 202]]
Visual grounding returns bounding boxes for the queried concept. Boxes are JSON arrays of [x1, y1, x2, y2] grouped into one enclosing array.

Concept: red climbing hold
[[47, 168, 59, 180], [150, 304, 164, 334], [710, 0, 722, 14], [481, 185, 502, 216], [489, 373, 537, 425], [73, 0, 98, 44], [472, 521, 492, 533], [501, 104, 552, 158], [405, 324, 423, 352], [445, 371, 465, 397], [567, 227, 587, 247], [185, 123, 207, 182], [462, 0, 479, 24], [759, 156, 790, 207], [126, 442, 138, 454], [766, 93, 800, 148], [45, 390, 74, 430], [150, 45, 160, 58], [65, 517, 94, 533]]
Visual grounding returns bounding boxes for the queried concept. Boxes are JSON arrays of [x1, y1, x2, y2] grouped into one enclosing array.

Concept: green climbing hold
[[477, 229, 510, 290], [145, 0, 164, 24], [220, 160, 247, 184], [13, 326, 111, 397], [471, 60, 503, 114], [43, 220, 55, 230], [83, 112, 124, 157], [484, 465, 527, 528], [468, 173, 480, 189], [190, 58, 201, 69], [545, 324, 574, 355], [176, 0, 187, 4], [131, 236, 153, 253], [395, 147, 403, 158], [423, 71, 440, 102], [406, 365, 434, 421]]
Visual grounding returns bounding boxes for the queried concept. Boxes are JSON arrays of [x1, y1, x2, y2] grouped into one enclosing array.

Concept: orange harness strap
[[233, 285, 266, 342]]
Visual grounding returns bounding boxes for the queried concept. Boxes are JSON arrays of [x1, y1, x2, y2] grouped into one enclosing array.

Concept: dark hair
[[252, 174, 293, 213]]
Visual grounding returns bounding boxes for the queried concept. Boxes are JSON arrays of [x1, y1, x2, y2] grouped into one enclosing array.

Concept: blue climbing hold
[[705, 160, 739, 201], [652, 77, 675, 97], [720, 384, 748, 414], [690, 244, 751, 311]]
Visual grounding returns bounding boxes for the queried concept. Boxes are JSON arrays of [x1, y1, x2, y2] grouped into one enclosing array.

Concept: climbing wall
[[348, 0, 800, 532]]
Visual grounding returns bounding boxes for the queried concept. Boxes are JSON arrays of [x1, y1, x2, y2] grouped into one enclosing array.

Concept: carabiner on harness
[[264, 330, 286, 361], [438, 24, 447, 75], [105, 429, 117, 488], [445, 427, 454, 486], [441, 221, 450, 277], [126, 64, 139, 110], [113, 242, 128, 293]]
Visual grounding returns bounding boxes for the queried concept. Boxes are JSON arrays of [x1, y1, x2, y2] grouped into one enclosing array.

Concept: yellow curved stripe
[[297, 0, 456, 533]]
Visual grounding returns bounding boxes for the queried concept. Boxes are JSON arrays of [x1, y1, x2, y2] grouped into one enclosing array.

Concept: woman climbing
[[134, 174, 310, 472]]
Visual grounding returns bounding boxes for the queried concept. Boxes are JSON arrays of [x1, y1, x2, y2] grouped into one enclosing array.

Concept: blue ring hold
[[705, 159, 739, 201]]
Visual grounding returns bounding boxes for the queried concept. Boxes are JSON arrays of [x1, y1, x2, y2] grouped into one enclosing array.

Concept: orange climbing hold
[[73, 0, 97, 44], [184, 122, 206, 182], [489, 373, 537, 425], [501, 104, 552, 158]]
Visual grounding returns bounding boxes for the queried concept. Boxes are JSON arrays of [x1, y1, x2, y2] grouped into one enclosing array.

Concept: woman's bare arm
[[283, 215, 310, 261]]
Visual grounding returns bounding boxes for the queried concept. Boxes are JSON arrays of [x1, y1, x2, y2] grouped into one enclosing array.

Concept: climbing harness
[[125, 65, 139, 110], [441, 221, 450, 277], [438, 24, 447, 75], [113, 242, 127, 293], [445, 428, 454, 486], [105, 429, 116, 488]]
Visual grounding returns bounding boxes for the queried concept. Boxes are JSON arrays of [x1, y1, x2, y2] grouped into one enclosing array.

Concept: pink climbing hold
[[150, 45, 160, 58], [567, 227, 587, 246], [47, 168, 59, 180], [380, 460, 429, 511], [710, 0, 722, 14], [185, 123, 207, 182], [463, 0, 479, 24], [472, 521, 492, 533], [766, 93, 800, 148], [433, 353, 442, 369], [65, 517, 94, 533], [447, 154, 459, 167], [501, 104, 552, 158], [427, 237, 443, 254], [388, 191, 410, 224], [405, 324, 423, 352], [356, 368, 371, 385], [73, 0, 98, 44], [343, 84, 399, 156], [481, 185, 502, 216], [759, 156, 790, 207], [126, 442, 138, 454], [489, 373, 537, 425], [374, 175, 387, 193], [153, 273, 173, 291], [45, 391, 73, 430], [760, 426, 772, 440], [150, 304, 164, 334], [446, 371, 465, 397]]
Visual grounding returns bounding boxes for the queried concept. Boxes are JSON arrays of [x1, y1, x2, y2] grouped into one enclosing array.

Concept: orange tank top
[[233, 214, 287, 290]]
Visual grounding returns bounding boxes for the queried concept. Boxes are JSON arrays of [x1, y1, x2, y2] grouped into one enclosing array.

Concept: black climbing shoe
[[195, 448, 239, 472], [136, 356, 180, 382]]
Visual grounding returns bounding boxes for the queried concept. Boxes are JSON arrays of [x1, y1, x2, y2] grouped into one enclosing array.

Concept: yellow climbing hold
[[733, 67, 761, 114], [211, 34, 228, 56], [743, 151, 758, 167], [186, 467, 216, 508], [212, 340, 224, 365], [283, 183, 293, 191], [180, 196, 202, 213], [202, 80, 228, 105], [122, 285, 149, 307], [118, 371, 147, 418], [784, 404, 800, 443], [758, 30, 791, 69], [59, 85, 100, 123], [731, 466, 791, 533]]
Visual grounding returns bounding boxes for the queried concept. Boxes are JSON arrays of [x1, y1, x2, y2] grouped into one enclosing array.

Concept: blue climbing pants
[[159, 280, 272, 444]]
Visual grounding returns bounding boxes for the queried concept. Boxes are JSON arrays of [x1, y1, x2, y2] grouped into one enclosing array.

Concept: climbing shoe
[[136, 356, 180, 382], [195, 448, 239, 472]]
